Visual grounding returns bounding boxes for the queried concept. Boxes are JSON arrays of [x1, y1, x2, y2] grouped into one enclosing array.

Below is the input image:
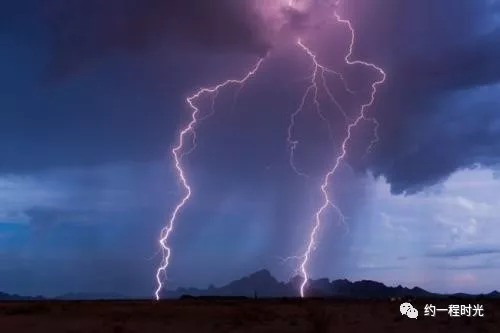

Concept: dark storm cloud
[[44, 0, 270, 77], [346, 0, 500, 193], [38, 0, 500, 194], [0, 0, 277, 174], [1, 0, 499, 193]]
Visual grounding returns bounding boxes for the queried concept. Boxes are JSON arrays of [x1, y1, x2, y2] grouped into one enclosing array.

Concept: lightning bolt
[[296, 5, 386, 298], [155, 0, 386, 300], [286, 83, 313, 178], [287, 39, 352, 178], [154, 58, 265, 300]]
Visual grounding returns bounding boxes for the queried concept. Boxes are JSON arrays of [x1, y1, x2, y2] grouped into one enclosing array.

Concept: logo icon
[[400, 302, 419, 319]]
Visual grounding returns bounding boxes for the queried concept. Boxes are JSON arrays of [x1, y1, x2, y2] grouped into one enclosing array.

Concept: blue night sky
[[1, 0, 499, 297]]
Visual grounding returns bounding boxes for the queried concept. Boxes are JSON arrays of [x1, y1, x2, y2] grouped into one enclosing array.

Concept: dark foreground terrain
[[1, 298, 499, 332]]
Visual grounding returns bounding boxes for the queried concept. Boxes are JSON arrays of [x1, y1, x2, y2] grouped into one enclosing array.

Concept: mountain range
[[162, 269, 500, 300], [1, 269, 499, 300], [0, 292, 44, 301]]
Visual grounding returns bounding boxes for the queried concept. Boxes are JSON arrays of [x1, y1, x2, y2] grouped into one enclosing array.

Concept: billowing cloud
[[2, 0, 496, 191], [349, 0, 500, 193], [347, 168, 500, 293]]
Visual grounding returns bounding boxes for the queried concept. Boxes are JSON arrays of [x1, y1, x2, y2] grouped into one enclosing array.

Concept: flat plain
[[0, 298, 498, 332]]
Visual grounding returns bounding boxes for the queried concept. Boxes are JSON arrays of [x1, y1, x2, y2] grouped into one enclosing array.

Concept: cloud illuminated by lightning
[[296, 4, 386, 298], [154, 0, 386, 300], [154, 58, 265, 300]]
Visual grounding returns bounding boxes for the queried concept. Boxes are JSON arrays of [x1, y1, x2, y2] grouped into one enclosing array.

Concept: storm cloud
[[1, 0, 499, 192], [341, 0, 500, 193], [1, 0, 500, 296], [43, 0, 271, 78], [44, 0, 500, 193]]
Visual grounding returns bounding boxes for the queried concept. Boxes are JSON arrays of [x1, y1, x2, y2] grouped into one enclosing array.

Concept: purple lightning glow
[[154, 58, 265, 300], [154, 0, 386, 300], [296, 7, 387, 297]]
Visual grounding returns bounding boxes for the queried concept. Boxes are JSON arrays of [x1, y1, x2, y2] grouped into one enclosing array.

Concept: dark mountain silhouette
[[447, 290, 500, 299], [2, 271, 498, 300], [161, 269, 439, 299], [162, 269, 500, 300], [0, 292, 44, 301], [172, 269, 293, 298], [56, 292, 127, 300], [0, 291, 124, 301]]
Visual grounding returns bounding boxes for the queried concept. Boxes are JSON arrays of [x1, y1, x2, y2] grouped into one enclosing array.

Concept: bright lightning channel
[[287, 39, 351, 178], [154, 58, 265, 300], [296, 7, 386, 298]]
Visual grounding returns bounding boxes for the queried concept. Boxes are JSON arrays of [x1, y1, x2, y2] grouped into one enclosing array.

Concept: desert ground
[[0, 298, 498, 332]]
